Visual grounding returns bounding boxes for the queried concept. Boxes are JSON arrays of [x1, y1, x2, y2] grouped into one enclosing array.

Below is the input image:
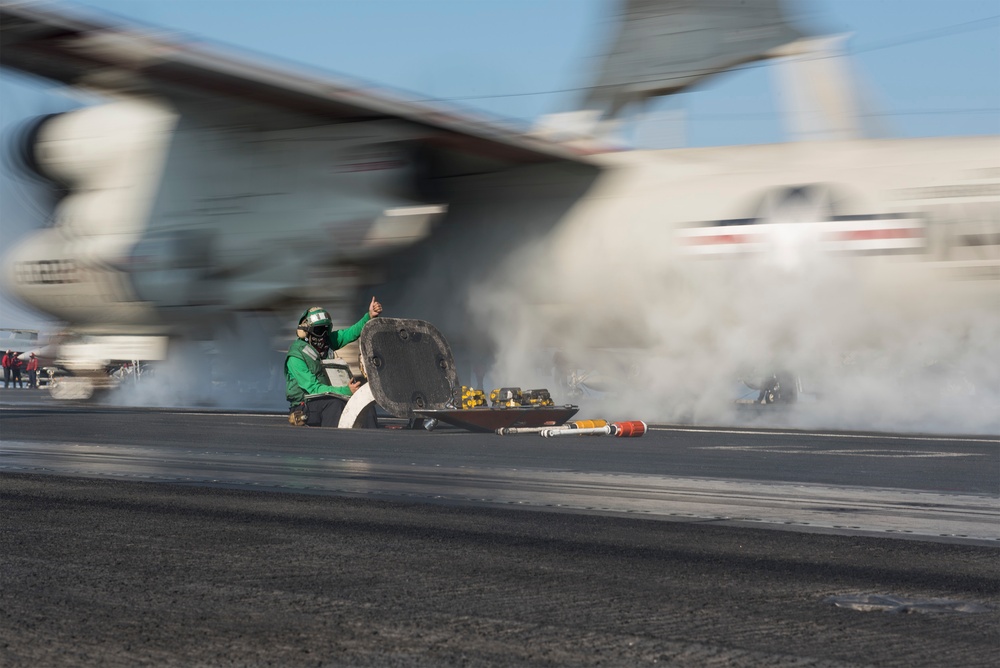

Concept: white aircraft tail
[[770, 35, 880, 141]]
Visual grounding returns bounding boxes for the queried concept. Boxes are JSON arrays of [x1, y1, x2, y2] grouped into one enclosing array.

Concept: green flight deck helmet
[[298, 306, 332, 337]]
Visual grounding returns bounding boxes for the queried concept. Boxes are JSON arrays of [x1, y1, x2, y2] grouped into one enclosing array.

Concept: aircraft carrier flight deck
[[2, 391, 997, 667]]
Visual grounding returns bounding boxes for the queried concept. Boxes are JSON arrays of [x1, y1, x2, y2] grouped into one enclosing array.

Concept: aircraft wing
[[0, 1, 596, 166]]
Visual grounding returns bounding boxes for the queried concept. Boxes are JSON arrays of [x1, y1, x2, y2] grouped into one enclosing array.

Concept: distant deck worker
[[11, 352, 23, 389], [26, 352, 39, 389], [2, 350, 11, 389], [285, 297, 382, 428]]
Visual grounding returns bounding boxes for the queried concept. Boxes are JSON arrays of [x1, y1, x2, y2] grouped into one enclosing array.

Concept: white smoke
[[103, 313, 287, 411], [466, 210, 1000, 435]]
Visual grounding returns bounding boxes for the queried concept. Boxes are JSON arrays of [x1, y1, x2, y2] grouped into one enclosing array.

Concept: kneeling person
[[285, 298, 382, 427]]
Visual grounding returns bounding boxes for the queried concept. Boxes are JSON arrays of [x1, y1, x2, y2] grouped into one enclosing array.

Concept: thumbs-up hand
[[368, 296, 383, 319]]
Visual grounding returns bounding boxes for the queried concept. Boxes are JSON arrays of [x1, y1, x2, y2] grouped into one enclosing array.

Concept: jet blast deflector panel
[[359, 318, 459, 418]]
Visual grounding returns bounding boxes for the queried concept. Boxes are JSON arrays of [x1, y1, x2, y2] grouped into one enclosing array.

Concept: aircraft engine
[[7, 112, 69, 186], [3, 99, 178, 333]]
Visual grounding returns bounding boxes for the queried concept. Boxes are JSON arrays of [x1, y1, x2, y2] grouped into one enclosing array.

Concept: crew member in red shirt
[[2, 350, 12, 389], [10, 352, 23, 389], [26, 352, 39, 390]]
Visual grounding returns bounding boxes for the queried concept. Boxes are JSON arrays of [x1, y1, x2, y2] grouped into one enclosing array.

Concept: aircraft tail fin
[[771, 35, 884, 141], [582, 0, 807, 121]]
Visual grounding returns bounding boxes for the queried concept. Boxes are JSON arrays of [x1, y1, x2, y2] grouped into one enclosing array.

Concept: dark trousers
[[28, 370, 37, 389], [12, 369, 21, 388], [305, 396, 378, 428], [3, 368, 9, 388]]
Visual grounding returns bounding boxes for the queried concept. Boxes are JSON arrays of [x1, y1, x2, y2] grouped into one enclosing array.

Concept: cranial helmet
[[298, 307, 333, 355], [299, 307, 332, 333]]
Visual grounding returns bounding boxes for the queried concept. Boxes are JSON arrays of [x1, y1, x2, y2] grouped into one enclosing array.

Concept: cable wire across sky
[[424, 13, 1000, 103]]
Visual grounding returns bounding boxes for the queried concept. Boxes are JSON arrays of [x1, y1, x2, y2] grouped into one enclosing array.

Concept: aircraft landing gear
[[48, 376, 96, 401], [741, 372, 799, 405]]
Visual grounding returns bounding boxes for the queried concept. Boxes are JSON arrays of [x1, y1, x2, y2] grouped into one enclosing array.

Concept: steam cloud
[[465, 210, 1000, 435], [106, 313, 288, 411]]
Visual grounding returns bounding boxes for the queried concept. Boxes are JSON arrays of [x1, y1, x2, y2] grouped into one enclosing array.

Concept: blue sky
[[2, 0, 999, 143], [1, 0, 998, 328]]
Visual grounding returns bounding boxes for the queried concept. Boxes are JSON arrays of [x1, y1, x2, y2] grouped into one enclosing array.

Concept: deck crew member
[[285, 297, 382, 427]]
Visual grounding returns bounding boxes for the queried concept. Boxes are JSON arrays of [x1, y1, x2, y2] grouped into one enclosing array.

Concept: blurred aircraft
[[0, 327, 42, 356], [1, 0, 997, 401]]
